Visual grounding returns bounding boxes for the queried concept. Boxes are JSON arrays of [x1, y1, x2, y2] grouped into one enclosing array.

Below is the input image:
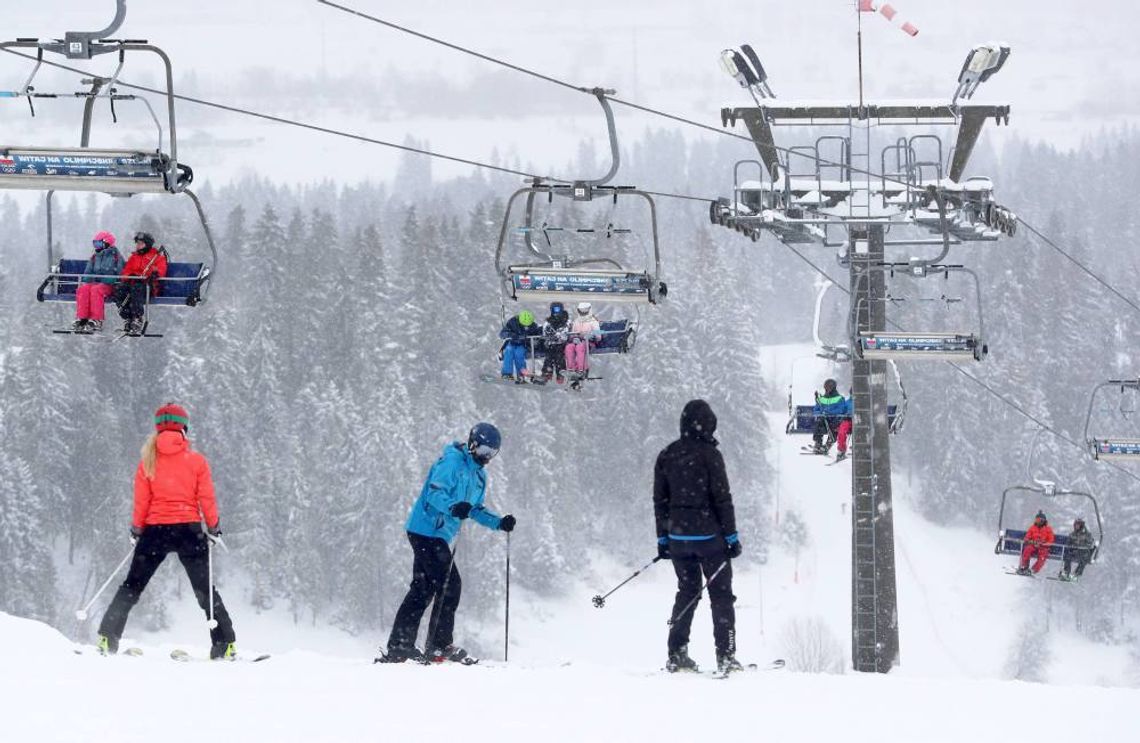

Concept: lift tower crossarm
[[721, 102, 1010, 182]]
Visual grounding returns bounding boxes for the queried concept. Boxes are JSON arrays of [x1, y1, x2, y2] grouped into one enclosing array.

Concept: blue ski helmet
[[468, 422, 501, 465]]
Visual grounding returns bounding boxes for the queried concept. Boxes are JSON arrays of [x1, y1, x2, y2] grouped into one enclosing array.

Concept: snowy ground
[[6, 343, 1139, 742]]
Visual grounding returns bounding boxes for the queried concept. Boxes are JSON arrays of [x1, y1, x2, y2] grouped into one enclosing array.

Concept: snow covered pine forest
[[4, 2, 1140, 742]]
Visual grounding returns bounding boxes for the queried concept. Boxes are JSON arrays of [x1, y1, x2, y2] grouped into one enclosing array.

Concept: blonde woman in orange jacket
[[96, 403, 237, 659]]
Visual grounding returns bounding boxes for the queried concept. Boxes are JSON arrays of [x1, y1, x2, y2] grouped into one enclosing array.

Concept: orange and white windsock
[[859, 0, 919, 37]]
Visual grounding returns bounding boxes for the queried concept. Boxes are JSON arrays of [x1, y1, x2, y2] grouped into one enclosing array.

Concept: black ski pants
[[1063, 546, 1092, 576], [541, 343, 567, 377], [387, 532, 461, 653], [98, 523, 235, 646], [112, 280, 150, 320], [667, 538, 735, 656], [812, 416, 844, 446]]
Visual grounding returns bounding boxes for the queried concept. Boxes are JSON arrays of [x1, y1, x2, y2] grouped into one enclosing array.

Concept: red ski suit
[[1019, 522, 1054, 573], [121, 247, 168, 296], [132, 431, 219, 529]]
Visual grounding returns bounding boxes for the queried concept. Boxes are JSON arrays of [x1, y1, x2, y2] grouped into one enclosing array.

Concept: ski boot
[[834, 450, 848, 462], [811, 443, 829, 455], [716, 652, 745, 675], [96, 634, 118, 656], [210, 641, 237, 661], [87, 320, 104, 333], [427, 644, 477, 665], [374, 645, 425, 664], [72, 319, 90, 333], [1015, 566, 1033, 577], [665, 645, 699, 673]]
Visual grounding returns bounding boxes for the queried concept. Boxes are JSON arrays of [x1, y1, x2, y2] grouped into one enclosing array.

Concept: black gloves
[[657, 537, 670, 560], [130, 525, 144, 545], [450, 502, 473, 519], [207, 524, 223, 543], [499, 514, 516, 532], [726, 533, 743, 559]]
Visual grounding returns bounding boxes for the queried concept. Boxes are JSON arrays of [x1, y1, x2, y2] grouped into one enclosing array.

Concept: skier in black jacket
[[653, 399, 742, 674]]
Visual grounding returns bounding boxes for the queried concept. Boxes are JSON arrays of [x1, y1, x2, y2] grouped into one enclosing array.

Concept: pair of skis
[[170, 648, 270, 663], [664, 658, 786, 679], [800, 446, 848, 465], [52, 326, 160, 341], [1003, 568, 1080, 583]]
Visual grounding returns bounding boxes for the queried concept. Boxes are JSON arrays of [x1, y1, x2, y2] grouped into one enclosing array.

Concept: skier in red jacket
[[111, 231, 168, 334], [1016, 511, 1055, 576], [96, 403, 237, 659]]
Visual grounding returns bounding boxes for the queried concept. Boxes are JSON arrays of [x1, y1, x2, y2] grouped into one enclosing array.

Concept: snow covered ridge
[[3, 611, 1139, 743]]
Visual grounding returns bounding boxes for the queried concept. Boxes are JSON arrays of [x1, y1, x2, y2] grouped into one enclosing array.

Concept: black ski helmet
[[468, 422, 501, 465], [1035, 511, 1047, 524], [133, 231, 155, 249], [1074, 517, 1086, 530], [824, 378, 838, 394]]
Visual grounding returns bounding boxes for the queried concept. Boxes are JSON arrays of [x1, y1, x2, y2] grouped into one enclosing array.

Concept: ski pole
[[75, 545, 135, 621], [504, 530, 511, 662], [667, 560, 729, 627], [206, 536, 218, 630], [591, 556, 662, 608], [424, 533, 461, 658]]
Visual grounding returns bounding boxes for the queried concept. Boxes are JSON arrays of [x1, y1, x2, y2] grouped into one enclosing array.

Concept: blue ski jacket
[[499, 315, 541, 345], [813, 393, 851, 418], [405, 442, 503, 543], [82, 245, 125, 285]]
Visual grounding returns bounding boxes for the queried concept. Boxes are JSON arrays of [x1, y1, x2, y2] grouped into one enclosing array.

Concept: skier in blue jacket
[[380, 422, 516, 664]]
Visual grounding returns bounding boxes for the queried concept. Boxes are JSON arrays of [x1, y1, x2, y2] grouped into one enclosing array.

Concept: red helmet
[[154, 402, 189, 433]]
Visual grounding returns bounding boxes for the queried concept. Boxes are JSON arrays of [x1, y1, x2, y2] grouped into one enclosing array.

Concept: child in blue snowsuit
[[499, 310, 541, 379], [381, 423, 516, 663]]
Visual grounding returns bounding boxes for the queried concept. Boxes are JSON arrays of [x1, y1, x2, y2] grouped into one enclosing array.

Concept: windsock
[[859, 0, 919, 37]]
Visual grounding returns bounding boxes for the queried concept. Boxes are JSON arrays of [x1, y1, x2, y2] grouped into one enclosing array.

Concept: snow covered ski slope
[[5, 344, 1137, 742]]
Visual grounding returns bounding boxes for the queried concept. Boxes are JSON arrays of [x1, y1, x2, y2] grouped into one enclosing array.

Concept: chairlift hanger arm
[[1083, 379, 1140, 456], [496, 186, 662, 282], [848, 263, 985, 358], [1, 39, 180, 185]]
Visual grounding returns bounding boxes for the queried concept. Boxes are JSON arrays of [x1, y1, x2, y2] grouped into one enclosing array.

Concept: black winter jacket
[[653, 400, 737, 539], [1069, 525, 1095, 550]]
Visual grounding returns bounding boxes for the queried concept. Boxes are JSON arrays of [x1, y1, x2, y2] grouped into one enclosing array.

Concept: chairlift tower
[[714, 44, 1014, 672]]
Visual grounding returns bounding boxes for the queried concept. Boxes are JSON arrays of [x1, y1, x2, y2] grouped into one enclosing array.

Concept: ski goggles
[[472, 443, 499, 462], [92, 239, 107, 249]]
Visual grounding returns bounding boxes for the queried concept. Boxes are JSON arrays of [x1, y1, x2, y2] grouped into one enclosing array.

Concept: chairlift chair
[[994, 484, 1103, 566], [487, 88, 662, 389], [785, 281, 906, 434], [2, 0, 218, 335]]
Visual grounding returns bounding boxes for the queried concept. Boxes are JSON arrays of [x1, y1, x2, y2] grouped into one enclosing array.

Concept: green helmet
[[519, 310, 535, 326]]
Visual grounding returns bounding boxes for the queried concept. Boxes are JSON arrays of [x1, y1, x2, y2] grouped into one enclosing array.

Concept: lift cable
[[6, 38, 1137, 480]]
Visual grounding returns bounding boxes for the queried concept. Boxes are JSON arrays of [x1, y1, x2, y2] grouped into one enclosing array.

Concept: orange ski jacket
[[1024, 523, 1055, 548], [132, 431, 219, 529]]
